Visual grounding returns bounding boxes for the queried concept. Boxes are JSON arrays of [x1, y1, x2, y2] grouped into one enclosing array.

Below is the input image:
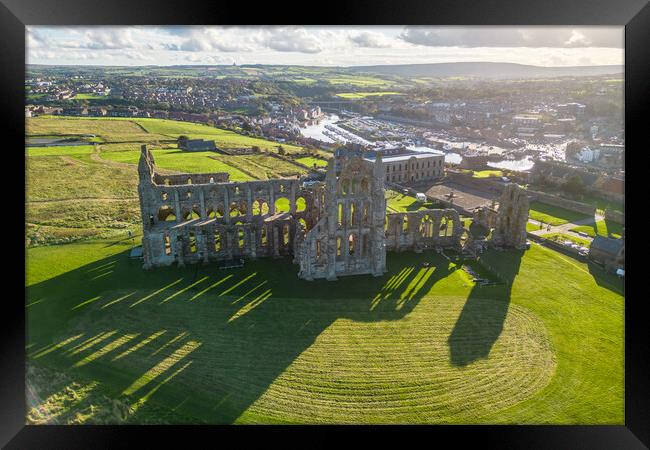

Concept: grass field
[[295, 157, 329, 168], [26, 145, 96, 157], [25, 238, 623, 424], [27, 117, 305, 154], [386, 192, 441, 213], [335, 92, 403, 99], [570, 220, 623, 239], [73, 93, 108, 100], [528, 201, 591, 226]]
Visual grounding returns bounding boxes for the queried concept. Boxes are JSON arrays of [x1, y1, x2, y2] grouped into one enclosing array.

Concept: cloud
[[172, 28, 254, 52], [399, 26, 623, 48], [257, 28, 322, 53], [348, 31, 392, 48]]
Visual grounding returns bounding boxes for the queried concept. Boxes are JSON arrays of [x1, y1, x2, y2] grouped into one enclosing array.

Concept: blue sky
[[26, 26, 624, 67]]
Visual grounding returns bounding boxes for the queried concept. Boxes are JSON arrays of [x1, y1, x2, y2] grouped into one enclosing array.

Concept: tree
[[562, 175, 586, 196], [177, 135, 189, 148], [277, 145, 285, 156], [252, 146, 261, 153]]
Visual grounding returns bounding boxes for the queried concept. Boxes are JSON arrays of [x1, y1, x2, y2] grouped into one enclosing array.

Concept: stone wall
[[604, 209, 625, 225], [138, 145, 319, 269], [385, 209, 463, 253]]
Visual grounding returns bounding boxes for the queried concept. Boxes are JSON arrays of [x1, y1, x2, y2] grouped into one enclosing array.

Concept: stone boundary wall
[[605, 209, 625, 225], [526, 189, 596, 216], [526, 232, 587, 261]]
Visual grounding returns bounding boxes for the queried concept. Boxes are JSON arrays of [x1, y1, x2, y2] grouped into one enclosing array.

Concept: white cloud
[[25, 26, 624, 67], [348, 31, 392, 48], [257, 28, 322, 53], [400, 26, 623, 48]]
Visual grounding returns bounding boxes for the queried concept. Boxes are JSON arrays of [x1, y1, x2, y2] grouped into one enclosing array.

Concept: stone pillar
[[174, 190, 181, 223], [223, 188, 230, 225], [199, 189, 206, 219]]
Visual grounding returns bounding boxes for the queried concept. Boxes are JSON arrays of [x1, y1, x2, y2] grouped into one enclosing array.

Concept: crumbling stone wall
[[138, 144, 530, 278], [491, 183, 530, 249], [138, 145, 318, 268], [385, 209, 463, 253]]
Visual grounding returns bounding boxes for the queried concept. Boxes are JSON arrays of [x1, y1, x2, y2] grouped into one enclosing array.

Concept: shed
[[588, 236, 624, 272]]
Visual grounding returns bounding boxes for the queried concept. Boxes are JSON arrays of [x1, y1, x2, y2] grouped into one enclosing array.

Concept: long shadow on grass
[[587, 262, 624, 296], [26, 248, 454, 424], [447, 249, 524, 367]]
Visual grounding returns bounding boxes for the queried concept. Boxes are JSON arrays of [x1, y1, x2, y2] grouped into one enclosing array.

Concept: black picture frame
[[2, 0, 648, 447]]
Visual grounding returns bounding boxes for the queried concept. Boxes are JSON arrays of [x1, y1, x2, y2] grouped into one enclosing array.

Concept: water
[[300, 114, 372, 145], [299, 115, 339, 143], [487, 156, 535, 171]]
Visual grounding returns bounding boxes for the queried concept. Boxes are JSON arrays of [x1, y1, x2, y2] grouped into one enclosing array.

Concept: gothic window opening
[[189, 232, 197, 253], [348, 234, 355, 256], [164, 234, 171, 255]]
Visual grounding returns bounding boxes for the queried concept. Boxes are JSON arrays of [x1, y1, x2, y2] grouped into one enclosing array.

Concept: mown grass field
[[26, 238, 623, 424], [528, 201, 591, 226]]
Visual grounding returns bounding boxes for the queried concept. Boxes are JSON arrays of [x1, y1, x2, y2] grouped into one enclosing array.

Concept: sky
[[26, 26, 624, 67]]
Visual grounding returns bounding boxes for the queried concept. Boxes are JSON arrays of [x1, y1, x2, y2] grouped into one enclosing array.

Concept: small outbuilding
[[588, 236, 624, 272], [179, 139, 217, 152]]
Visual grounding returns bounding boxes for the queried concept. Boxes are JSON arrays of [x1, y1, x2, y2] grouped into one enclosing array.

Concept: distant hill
[[348, 62, 623, 79]]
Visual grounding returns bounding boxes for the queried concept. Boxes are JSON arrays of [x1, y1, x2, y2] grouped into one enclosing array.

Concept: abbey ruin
[[138, 144, 529, 279]]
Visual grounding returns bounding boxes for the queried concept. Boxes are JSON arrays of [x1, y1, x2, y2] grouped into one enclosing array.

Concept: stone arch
[[348, 233, 356, 255], [275, 197, 290, 214], [360, 178, 369, 193], [229, 202, 241, 218], [295, 196, 307, 212], [157, 206, 176, 222]]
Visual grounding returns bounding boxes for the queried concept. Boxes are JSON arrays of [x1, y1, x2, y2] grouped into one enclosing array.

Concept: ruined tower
[[296, 148, 386, 280], [491, 183, 530, 249]]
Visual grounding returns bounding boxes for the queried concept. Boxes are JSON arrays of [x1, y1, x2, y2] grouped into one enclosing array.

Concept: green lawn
[[335, 92, 403, 99], [26, 145, 96, 157], [570, 220, 623, 239], [385, 192, 434, 213], [295, 157, 328, 168], [473, 170, 504, 179], [27, 117, 304, 154], [73, 93, 108, 100], [528, 201, 591, 226], [526, 222, 541, 232], [26, 239, 623, 424], [99, 149, 254, 181]]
